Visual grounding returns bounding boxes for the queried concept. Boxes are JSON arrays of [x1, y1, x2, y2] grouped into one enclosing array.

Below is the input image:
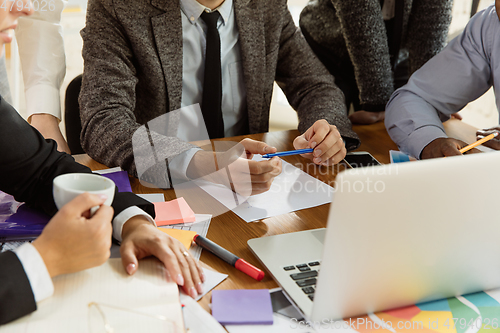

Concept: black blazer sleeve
[[0, 251, 36, 325], [0, 96, 155, 219], [0, 97, 155, 324]]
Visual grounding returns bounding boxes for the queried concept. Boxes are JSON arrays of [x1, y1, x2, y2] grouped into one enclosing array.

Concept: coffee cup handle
[[90, 205, 100, 217]]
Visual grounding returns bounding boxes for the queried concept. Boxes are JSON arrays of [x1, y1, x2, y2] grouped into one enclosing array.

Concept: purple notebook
[[211, 289, 273, 325], [100, 170, 133, 193], [0, 171, 131, 239]]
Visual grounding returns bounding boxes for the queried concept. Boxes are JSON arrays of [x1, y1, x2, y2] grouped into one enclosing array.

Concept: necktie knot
[[200, 10, 220, 29]]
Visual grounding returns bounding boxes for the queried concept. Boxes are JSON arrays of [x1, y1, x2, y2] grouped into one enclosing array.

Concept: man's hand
[[421, 138, 481, 159], [235, 138, 282, 195], [29, 114, 71, 154], [32, 193, 113, 278], [476, 127, 500, 150], [120, 216, 205, 299], [348, 111, 385, 125], [293, 119, 346, 166], [187, 138, 282, 195]]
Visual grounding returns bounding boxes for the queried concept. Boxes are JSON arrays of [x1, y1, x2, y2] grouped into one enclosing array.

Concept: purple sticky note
[[102, 171, 132, 192], [212, 289, 273, 325]]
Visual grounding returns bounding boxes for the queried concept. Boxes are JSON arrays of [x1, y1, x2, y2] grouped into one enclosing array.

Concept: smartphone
[[343, 151, 381, 168]]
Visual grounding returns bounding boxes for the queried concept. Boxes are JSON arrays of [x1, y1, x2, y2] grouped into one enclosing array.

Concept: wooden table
[[74, 119, 469, 312]]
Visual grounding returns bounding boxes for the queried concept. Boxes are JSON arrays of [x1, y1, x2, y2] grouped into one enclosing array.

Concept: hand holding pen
[[460, 132, 499, 154], [422, 133, 497, 159], [291, 119, 346, 166], [476, 128, 500, 150]]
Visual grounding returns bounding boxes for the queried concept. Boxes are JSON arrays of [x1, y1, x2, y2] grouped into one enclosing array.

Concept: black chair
[[471, 0, 480, 18], [64, 74, 85, 155]]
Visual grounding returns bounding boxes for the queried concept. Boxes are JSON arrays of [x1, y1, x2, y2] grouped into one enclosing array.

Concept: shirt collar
[[180, 0, 232, 25]]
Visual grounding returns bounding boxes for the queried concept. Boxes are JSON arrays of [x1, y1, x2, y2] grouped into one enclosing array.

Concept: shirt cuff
[[405, 125, 447, 159], [25, 84, 62, 121], [13, 243, 54, 303], [168, 147, 201, 181], [113, 206, 156, 242]]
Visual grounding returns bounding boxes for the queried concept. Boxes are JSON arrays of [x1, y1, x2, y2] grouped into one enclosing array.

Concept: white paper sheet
[[0, 258, 184, 333], [180, 267, 227, 301], [0, 241, 26, 252], [93, 166, 123, 174], [182, 296, 227, 333], [225, 313, 314, 333], [137, 193, 166, 203], [195, 157, 333, 222]]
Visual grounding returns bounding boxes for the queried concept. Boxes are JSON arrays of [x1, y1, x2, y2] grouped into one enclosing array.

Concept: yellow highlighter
[[459, 132, 499, 154]]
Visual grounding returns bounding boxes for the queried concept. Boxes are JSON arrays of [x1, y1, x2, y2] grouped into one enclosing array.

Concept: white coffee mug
[[53, 173, 115, 215]]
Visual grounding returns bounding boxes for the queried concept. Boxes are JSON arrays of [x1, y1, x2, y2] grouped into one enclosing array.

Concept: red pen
[[193, 234, 265, 281]]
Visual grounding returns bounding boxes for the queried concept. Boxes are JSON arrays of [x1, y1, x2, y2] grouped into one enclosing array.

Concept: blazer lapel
[[234, 0, 265, 133], [151, 0, 183, 111]]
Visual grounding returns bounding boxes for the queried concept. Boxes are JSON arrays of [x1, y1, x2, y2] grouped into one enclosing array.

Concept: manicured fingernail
[[311, 142, 317, 149], [314, 157, 321, 164], [126, 263, 136, 275], [314, 149, 322, 157], [177, 274, 184, 286], [98, 194, 108, 201], [197, 282, 204, 294], [190, 287, 198, 298]]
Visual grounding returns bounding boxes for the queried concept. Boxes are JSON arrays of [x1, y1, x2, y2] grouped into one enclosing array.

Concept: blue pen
[[262, 148, 314, 158]]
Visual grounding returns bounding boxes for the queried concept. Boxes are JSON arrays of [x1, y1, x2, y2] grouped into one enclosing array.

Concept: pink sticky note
[[153, 197, 196, 226]]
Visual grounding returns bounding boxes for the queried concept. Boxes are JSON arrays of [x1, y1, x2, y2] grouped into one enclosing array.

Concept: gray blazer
[[300, 0, 453, 111], [79, 0, 360, 182]]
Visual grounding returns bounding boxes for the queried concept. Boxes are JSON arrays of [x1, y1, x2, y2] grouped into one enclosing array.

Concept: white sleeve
[[13, 243, 54, 303], [15, 0, 68, 120], [113, 148, 198, 240], [168, 147, 200, 181], [113, 207, 156, 242]]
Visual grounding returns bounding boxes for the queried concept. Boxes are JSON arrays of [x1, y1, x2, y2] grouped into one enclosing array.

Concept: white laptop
[[248, 151, 500, 322]]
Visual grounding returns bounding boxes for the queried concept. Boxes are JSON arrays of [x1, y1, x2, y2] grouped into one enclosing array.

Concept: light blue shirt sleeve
[[385, 5, 498, 158]]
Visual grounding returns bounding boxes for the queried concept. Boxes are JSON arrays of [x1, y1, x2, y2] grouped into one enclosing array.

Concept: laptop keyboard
[[284, 261, 320, 301]]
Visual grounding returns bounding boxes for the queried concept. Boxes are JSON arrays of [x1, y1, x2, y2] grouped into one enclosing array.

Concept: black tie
[[200, 10, 224, 139]]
